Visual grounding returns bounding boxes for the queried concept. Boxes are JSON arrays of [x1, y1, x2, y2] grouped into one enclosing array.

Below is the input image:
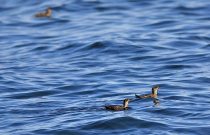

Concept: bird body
[[105, 99, 130, 111], [35, 8, 52, 17], [135, 85, 159, 99], [105, 105, 128, 111]]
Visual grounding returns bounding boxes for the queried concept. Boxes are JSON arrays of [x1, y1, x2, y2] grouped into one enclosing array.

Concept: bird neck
[[123, 101, 129, 108], [152, 89, 158, 96], [46, 9, 51, 16]]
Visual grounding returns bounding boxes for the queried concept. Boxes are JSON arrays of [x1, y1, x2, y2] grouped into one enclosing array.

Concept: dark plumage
[[35, 7, 52, 17], [135, 85, 160, 99], [105, 99, 130, 111]]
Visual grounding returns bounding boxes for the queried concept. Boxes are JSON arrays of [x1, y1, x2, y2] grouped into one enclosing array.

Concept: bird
[[35, 7, 52, 17], [105, 98, 130, 111], [135, 85, 160, 99]]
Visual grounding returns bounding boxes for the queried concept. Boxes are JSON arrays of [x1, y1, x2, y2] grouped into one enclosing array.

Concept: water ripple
[[82, 116, 168, 130], [1, 0, 210, 135]]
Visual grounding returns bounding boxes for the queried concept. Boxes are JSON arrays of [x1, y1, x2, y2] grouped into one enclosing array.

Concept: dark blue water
[[1, 0, 210, 134]]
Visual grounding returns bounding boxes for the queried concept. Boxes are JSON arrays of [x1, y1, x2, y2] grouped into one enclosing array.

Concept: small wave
[[77, 41, 108, 52], [161, 64, 196, 70], [147, 108, 186, 117], [173, 126, 210, 135], [55, 41, 108, 55], [166, 40, 201, 50], [82, 116, 168, 130], [129, 55, 156, 61], [202, 44, 210, 49], [54, 43, 78, 51], [6, 90, 59, 99], [88, 41, 107, 49], [95, 5, 129, 12], [29, 46, 50, 52], [163, 95, 191, 100], [145, 20, 177, 29], [174, 5, 205, 11]]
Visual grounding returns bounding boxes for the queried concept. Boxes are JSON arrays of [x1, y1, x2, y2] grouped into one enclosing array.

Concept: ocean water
[[1, 0, 210, 135]]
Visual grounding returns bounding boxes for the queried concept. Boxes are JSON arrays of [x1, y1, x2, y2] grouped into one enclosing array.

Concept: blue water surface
[[0, 0, 210, 135]]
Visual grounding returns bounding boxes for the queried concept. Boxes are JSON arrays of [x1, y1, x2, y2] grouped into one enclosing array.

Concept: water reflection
[[153, 98, 160, 107]]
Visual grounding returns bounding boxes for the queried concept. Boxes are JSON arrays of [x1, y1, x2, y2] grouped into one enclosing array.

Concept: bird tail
[[135, 93, 139, 98]]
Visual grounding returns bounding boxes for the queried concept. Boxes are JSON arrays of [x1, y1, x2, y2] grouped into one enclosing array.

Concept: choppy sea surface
[[1, 0, 210, 135]]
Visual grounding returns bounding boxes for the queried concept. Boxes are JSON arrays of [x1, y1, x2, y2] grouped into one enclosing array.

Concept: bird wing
[[105, 105, 124, 111]]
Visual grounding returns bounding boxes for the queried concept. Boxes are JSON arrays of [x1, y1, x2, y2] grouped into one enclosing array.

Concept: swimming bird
[[105, 98, 130, 111], [35, 7, 52, 17], [135, 85, 160, 99]]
